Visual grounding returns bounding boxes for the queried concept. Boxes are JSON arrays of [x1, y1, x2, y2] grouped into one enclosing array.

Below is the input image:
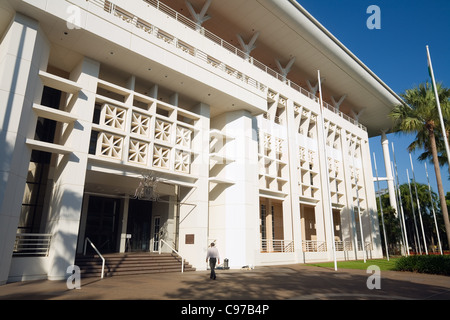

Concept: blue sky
[[297, 0, 450, 196]]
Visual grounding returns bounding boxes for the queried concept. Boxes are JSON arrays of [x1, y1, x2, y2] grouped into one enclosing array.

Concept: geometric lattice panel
[[299, 147, 306, 162], [128, 139, 149, 164], [176, 126, 192, 148], [174, 150, 190, 173], [154, 119, 171, 143], [131, 112, 151, 137], [152, 145, 170, 169], [98, 132, 124, 160], [102, 104, 126, 131], [275, 138, 283, 154], [263, 133, 271, 150]]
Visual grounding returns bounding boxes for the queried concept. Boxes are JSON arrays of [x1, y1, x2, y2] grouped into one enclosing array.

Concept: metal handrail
[[159, 239, 184, 273], [261, 239, 294, 253], [84, 237, 105, 279], [13, 233, 52, 256]]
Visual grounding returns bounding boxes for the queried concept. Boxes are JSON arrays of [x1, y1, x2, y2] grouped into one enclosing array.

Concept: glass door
[[85, 196, 120, 253], [152, 216, 160, 252], [127, 199, 152, 252]]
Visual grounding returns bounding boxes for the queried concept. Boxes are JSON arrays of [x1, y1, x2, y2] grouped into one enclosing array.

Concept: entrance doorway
[[152, 216, 160, 252], [127, 199, 152, 252], [84, 196, 120, 253]]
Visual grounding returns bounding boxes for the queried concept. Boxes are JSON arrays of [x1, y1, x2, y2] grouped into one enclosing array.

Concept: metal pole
[[391, 161, 407, 255], [392, 143, 409, 255], [424, 162, 443, 255], [407, 169, 422, 254], [318, 70, 337, 271], [427, 45, 450, 173], [409, 153, 428, 255], [373, 153, 389, 261]]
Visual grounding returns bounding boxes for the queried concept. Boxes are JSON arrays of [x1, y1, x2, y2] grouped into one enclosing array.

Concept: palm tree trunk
[[429, 129, 450, 249]]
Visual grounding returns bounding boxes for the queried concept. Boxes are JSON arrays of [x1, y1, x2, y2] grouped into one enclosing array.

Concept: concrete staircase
[[75, 252, 195, 278]]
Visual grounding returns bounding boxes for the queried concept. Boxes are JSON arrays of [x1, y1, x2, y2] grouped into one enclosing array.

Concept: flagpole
[[392, 143, 409, 255], [317, 70, 337, 271], [409, 153, 428, 255], [373, 153, 389, 261], [407, 169, 422, 254], [424, 162, 443, 255], [426, 45, 450, 171]]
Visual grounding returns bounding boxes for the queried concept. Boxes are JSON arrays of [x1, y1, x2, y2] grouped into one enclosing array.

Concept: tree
[[389, 82, 450, 249], [377, 183, 447, 254]]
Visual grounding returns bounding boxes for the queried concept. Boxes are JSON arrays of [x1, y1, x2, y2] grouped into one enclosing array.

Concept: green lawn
[[308, 258, 399, 271]]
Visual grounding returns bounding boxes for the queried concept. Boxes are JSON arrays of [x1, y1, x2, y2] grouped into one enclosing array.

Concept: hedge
[[394, 255, 450, 276]]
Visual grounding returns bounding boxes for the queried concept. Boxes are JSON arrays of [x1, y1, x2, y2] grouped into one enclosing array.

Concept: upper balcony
[[88, 0, 367, 132]]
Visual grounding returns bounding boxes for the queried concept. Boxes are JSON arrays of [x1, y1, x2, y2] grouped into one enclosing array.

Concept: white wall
[[0, 13, 50, 285]]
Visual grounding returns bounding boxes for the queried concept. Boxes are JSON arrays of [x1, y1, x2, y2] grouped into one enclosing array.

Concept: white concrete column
[[0, 13, 50, 285], [178, 102, 210, 270], [341, 131, 360, 258], [361, 138, 383, 258], [381, 130, 397, 210], [209, 110, 260, 268], [46, 57, 100, 280], [285, 100, 303, 262]]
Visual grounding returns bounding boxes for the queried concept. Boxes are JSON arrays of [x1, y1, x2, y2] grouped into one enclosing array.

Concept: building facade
[[0, 0, 402, 284]]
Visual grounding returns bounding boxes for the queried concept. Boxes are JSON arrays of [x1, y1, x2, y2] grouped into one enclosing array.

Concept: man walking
[[206, 242, 220, 280]]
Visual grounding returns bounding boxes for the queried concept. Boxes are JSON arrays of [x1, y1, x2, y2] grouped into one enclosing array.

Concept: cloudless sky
[[297, 0, 450, 197]]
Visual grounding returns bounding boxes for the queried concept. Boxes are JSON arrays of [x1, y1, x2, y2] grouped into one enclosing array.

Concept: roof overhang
[[181, 0, 405, 136]]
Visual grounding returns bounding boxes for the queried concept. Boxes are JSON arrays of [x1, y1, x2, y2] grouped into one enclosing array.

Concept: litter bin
[[224, 258, 229, 269]]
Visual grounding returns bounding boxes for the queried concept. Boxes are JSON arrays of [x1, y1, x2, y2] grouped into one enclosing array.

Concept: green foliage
[[394, 255, 450, 276]]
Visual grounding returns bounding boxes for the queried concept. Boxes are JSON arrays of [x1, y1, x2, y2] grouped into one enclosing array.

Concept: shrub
[[394, 255, 450, 276]]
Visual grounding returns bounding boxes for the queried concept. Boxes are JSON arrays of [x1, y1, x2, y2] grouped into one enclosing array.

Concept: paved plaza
[[0, 264, 448, 301]]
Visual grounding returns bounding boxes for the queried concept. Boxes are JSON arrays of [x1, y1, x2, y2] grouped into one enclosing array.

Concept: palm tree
[[389, 82, 450, 250]]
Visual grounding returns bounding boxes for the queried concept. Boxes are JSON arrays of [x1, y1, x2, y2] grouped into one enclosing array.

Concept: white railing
[[302, 240, 371, 252], [13, 233, 52, 256], [357, 241, 373, 251], [87, 0, 367, 132], [335, 240, 353, 252], [261, 239, 294, 253], [302, 240, 327, 252], [84, 237, 105, 279], [159, 239, 184, 273]]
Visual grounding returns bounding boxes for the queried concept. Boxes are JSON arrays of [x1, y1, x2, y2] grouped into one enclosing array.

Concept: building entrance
[[84, 196, 120, 253], [127, 199, 153, 252]]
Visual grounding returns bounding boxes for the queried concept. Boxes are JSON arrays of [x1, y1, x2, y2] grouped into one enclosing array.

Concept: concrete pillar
[[285, 99, 303, 262], [178, 102, 210, 270], [46, 57, 100, 280], [209, 110, 260, 268], [0, 13, 50, 285], [381, 130, 397, 210]]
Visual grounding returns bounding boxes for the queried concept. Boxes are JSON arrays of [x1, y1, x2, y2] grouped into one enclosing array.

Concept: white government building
[[0, 0, 402, 284]]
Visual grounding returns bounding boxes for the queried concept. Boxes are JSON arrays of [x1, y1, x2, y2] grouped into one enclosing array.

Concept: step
[[75, 252, 195, 278]]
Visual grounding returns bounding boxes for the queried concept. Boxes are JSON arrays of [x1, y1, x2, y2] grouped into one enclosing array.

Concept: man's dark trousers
[[209, 258, 217, 279]]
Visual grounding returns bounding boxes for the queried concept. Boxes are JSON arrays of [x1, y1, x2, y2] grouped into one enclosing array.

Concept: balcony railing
[[13, 233, 52, 256], [261, 239, 294, 253], [302, 240, 372, 252], [302, 240, 327, 252], [335, 240, 353, 252], [87, 0, 367, 132]]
